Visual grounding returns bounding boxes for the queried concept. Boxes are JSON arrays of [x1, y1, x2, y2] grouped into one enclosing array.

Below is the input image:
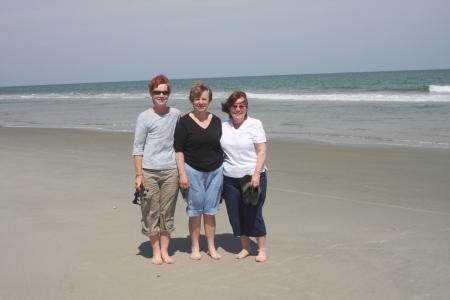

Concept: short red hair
[[148, 74, 171, 94]]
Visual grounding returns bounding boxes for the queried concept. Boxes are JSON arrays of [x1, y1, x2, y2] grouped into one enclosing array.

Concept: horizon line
[[1, 68, 449, 89]]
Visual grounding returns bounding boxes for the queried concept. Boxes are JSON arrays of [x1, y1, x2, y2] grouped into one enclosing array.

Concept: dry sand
[[1, 127, 449, 299]]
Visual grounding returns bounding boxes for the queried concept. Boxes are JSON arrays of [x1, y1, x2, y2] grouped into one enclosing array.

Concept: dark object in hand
[[132, 184, 148, 205]]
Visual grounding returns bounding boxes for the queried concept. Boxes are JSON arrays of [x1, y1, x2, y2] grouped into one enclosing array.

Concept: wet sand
[[1, 127, 449, 299]]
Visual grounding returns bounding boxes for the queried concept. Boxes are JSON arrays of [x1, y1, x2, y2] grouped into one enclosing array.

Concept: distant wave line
[[246, 92, 450, 102], [1, 91, 450, 102]]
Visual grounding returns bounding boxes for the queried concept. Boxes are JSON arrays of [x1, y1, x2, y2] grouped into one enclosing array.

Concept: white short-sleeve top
[[220, 116, 267, 178]]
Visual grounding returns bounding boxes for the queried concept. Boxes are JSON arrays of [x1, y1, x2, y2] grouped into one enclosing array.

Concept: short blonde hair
[[189, 81, 212, 103]]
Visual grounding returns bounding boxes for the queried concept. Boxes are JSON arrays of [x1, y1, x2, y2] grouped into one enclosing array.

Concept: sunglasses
[[230, 104, 246, 110], [152, 90, 170, 95]]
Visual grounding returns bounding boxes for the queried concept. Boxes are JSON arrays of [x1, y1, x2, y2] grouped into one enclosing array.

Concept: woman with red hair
[[133, 74, 181, 264]]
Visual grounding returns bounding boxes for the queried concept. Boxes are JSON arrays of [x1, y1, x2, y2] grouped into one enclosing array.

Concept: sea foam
[[429, 85, 450, 92]]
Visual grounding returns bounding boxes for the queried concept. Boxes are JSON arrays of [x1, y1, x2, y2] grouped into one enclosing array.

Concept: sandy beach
[[1, 127, 449, 299]]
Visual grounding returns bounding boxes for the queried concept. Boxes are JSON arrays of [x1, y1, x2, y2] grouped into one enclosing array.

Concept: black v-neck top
[[174, 114, 223, 172]]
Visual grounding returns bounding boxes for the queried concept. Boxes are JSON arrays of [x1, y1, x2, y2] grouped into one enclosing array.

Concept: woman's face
[[151, 84, 170, 107], [229, 97, 247, 121], [192, 90, 210, 113]]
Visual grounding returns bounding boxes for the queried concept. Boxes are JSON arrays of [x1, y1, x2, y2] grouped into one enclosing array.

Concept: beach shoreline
[[2, 70, 450, 149], [1, 127, 449, 299]]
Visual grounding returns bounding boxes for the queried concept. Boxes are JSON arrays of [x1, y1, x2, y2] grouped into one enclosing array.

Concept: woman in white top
[[220, 91, 268, 262]]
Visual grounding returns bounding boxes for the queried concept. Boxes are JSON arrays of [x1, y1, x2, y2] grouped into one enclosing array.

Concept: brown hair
[[148, 74, 171, 94], [221, 91, 248, 119], [189, 81, 212, 103]]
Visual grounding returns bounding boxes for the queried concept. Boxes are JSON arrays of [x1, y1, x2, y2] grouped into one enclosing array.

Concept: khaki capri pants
[[141, 168, 179, 236]]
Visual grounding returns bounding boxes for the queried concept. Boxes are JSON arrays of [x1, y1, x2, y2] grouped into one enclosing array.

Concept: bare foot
[[190, 247, 202, 260], [235, 249, 250, 259], [207, 249, 222, 260], [151, 253, 163, 265], [255, 250, 268, 262], [161, 252, 174, 264]]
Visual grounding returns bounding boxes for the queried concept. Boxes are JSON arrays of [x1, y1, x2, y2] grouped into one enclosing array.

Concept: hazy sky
[[1, 0, 449, 87]]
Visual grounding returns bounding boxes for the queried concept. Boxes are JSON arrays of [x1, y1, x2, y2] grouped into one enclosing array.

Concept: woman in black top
[[174, 82, 223, 260]]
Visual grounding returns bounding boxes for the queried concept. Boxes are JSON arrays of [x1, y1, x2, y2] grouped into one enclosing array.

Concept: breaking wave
[[429, 85, 450, 92]]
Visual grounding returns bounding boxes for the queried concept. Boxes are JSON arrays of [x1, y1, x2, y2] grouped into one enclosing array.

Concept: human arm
[[132, 113, 147, 189], [174, 117, 189, 189], [250, 142, 267, 188], [134, 155, 144, 189], [175, 152, 189, 189]]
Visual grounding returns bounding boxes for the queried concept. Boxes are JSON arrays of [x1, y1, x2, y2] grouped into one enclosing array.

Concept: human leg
[[222, 176, 244, 236], [184, 164, 206, 217], [242, 172, 267, 237], [141, 170, 162, 236], [158, 168, 179, 233], [255, 236, 268, 262], [159, 232, 174, 264], [149, 234, 163, 265], [142, 170, 165, 264], [202, 165, 223, 216], [189, 216, 202, 260], [157, 169, 179, 263], [235, 235, 251, 259], [236, 173, 267, 262], [204, 214, 221, 260], [183, 165, 204, 260], [149, 232, 174, 264], [202, 166, 223, 259]]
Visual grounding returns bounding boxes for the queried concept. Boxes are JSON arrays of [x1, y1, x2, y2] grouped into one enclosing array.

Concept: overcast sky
[[1, 0, 449, 87]]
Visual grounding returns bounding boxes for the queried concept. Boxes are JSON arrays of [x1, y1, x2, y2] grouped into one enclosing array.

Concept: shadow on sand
[[136, 233, 258, 258]]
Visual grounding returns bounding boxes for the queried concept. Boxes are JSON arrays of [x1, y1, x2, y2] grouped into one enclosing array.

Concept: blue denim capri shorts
[[182, 163, 223, 217]]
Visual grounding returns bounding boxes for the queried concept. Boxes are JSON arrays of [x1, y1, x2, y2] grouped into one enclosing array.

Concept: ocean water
[[1, 69, 450, 148]]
